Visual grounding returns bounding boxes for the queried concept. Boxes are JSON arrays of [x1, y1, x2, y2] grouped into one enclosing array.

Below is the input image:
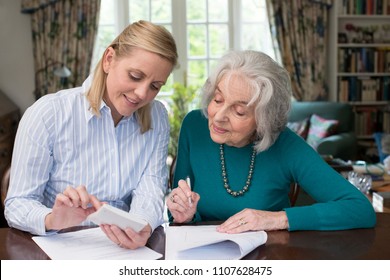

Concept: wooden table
[[1, 213, 390, 260]]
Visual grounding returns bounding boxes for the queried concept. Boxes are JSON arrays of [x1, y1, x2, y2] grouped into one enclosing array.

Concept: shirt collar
[[81, 75, 102, 123]]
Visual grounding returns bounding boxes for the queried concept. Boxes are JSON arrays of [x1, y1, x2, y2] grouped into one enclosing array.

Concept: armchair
[[288, 101, 357, 160]]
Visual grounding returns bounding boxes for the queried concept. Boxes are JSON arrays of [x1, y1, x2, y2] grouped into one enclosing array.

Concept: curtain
[[21, 0, 101, 99], [266, 0, 332, 101]]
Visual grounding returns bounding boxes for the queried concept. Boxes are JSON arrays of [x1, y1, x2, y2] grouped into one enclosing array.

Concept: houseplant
[[168, 82, 198, 157]]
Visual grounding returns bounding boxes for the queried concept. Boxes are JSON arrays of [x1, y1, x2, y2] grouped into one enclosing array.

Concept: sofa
[[288, 101, 357, 160]]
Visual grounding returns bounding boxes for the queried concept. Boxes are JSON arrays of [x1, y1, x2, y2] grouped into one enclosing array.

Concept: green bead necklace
[[219, 144, 256, 197]]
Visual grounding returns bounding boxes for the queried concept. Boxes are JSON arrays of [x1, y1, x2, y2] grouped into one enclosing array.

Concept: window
[[92, 0, 279, 91]]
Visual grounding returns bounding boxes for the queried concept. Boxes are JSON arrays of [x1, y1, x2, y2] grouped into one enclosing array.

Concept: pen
[[186, 176, 193, 207]]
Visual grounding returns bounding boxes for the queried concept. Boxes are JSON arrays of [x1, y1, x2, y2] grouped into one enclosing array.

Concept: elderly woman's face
[[207, 73, 257, 148]]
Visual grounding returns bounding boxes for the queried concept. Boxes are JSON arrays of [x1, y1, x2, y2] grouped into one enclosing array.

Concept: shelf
[[338, 43, 390, 47], [338, 15, 390, 19], [337, 73, 390, 77], [330, 1, 390, 159], [336, 0, 390, 18], [357, 135, 375, 140], [348, 101, 390, 106]]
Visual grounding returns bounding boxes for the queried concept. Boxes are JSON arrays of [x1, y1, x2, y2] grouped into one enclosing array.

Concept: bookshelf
[[330, 0, 390, 159]]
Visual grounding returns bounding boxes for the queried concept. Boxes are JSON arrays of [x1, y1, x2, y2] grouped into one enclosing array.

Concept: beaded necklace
[[219, 144, 256, 197]]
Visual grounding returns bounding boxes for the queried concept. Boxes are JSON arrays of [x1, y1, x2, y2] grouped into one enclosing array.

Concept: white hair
[[201, 50, 292, 152]]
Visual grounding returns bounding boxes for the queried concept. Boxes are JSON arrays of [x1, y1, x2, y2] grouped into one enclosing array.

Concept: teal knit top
[[172, 110, 376, 231]]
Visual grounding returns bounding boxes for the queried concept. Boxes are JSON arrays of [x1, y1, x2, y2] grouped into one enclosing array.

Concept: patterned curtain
[[21, 0, 101, 99], [266, 0, 332, 101]]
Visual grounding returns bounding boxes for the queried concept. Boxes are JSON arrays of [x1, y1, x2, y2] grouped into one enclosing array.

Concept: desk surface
[[1, 213, 390, 260]]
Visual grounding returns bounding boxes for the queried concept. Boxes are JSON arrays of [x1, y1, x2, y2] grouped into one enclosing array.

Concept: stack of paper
[[32, 227, 162, 260], [165, 225, 267, 260]]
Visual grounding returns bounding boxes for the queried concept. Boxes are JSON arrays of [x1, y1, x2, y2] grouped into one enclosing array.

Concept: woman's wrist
[[173, 213, 196, 224], [277, 211, 289, 230], [44, 213, 53, 231]]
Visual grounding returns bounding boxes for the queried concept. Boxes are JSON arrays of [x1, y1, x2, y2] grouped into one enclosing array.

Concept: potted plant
[[168, 82, 198, 158]]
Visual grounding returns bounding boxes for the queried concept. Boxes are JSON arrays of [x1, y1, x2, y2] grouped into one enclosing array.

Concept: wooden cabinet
[[0, 90, 20, 227]]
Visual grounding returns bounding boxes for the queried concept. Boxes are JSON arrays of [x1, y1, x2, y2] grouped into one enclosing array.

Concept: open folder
[[165, 225, 267, 260]]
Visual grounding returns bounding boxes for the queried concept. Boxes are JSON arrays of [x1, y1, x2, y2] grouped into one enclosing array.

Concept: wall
[[0, 0, 35, 113]]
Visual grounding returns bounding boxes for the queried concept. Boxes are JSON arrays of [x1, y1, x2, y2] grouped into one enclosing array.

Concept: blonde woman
[[5, 21, 178, 249]]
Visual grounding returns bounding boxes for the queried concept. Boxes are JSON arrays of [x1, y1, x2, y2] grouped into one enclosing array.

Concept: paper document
[[86, 204, 147, 232], [32, 227, 162, 260], [165, 225, 267, 260]]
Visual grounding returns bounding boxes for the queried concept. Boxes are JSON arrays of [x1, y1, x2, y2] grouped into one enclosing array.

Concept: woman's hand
[[45, 185, 102, 231], [217, 208, 289, 233], [166, 179, 200, 223], [100, 223, 152, 249]]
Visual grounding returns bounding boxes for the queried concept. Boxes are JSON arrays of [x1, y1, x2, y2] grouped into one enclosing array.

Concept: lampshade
[[53, 65, 72, 78]]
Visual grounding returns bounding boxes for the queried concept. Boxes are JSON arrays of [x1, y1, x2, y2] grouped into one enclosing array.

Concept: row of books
[[338, 48, 390, 73], [338, 0, 390, 15], [338, 76, 390, 101], [354, 108, 390, 136]]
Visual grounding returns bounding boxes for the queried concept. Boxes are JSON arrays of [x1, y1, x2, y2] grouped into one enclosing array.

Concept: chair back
[[168, 156, 176, 191], [289, 183, 300, 206], [1, 165, 10, 207]]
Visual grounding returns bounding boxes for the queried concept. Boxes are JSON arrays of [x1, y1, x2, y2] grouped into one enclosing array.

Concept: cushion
[[306, 114, 339, 149], [287, 118, 310, 139], [374, 132, 390, 163]]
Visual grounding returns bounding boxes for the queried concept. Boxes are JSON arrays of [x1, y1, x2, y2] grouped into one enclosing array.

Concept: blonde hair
[[86, 20, 178, 133]]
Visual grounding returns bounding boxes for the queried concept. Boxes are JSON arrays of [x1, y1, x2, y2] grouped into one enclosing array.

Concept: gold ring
[[170, 194, 175, 203], [238, 218, 246, 226]]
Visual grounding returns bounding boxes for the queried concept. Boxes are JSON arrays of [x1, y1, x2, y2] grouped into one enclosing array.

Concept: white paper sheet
[[165, 225, 267, 260], [32, 227, 162, 260]]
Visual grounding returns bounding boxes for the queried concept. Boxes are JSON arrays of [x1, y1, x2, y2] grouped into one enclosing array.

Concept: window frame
[[93, 0, 278, 87]]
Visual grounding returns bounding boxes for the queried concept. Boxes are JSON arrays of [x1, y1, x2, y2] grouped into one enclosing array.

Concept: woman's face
[[207, 73, 257, 147], [103, 47, 173, 124]]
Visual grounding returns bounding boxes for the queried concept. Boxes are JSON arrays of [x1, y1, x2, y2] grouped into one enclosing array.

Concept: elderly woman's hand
[[216, 208, 289, 233], [167, 179, 200, 223]]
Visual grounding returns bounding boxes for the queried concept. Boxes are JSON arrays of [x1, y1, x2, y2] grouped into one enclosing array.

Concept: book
[[372, 191, 390, 212], [165, 225, 267, 260]]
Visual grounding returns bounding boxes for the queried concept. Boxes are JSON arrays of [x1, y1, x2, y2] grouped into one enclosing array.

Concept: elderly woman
[[167, 50, 376, 233]]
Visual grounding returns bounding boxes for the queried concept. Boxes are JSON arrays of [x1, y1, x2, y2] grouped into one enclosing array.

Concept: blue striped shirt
[[5, 78, 169, 235]]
